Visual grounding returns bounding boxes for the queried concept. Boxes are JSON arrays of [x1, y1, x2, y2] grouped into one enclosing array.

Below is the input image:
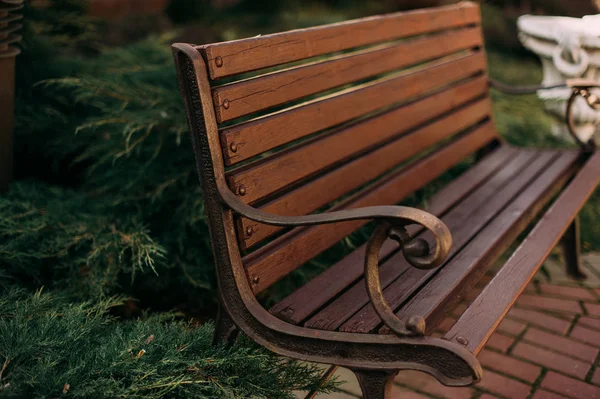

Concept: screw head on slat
[[246, 226, 253, 236], [230, 142, 238, 153], [238, 185, 246, 196], [222, 99, 230, 109], [252, 276, 260, 284], [215, 56, 223, 67], [456, 336, 468, 346]]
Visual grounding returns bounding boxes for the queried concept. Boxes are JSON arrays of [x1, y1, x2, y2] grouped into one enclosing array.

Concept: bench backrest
[[183, 1, 499, 294]]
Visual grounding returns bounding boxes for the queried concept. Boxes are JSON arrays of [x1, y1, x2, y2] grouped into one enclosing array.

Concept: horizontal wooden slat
[[212, 27, 483, 122], [374, 151, 577, 336], [269, 146, 515, 325], [237, 94, 492, 249], [230, 76, 489, 209], [309, 150, 546, 331], [220, 52, 486, 165], [396, 152, 582, 336], [200, 2, 481, 79], [244, 121, 498, 293], [443, 151, 597, 355]]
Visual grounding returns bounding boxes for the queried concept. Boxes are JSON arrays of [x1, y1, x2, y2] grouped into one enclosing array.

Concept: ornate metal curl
[[490, 78, 600, 151], [364, 221, 448, 337], [565, 80, 600, 151]]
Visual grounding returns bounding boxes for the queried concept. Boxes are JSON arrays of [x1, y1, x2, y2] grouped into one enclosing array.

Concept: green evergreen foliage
[[0, 289, 336, 398]]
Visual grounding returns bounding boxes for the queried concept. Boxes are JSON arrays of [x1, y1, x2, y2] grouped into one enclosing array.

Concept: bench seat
[[172, 2, 600, 397], [271, 147, 599, 353]]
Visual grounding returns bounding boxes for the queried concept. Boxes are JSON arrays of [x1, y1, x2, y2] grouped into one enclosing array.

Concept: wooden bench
[[172, 3, 600, 398]]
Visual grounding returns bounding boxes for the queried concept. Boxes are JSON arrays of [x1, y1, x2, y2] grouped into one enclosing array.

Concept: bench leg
[[560, 216, 587, 280], [352, 369, 398, 399], [213, 305, 238, 346]]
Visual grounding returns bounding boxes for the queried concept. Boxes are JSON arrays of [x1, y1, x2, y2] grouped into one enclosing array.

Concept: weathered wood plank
[[343, 150, 565, 334], [308, 149, 545, 331], [212, 27, 483, 121], [230, 76, 489, 209], [235, 78, 490, 248], [396, 152, 581, 334], [245, 121, 498, 293], [270, 146, 514, 324], [220, 52, 486, 165], [444, 151, 598, 355], [200, 2, 480, 79]]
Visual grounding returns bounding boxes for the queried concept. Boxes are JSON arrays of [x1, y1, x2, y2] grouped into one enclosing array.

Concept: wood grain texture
[[212, 27, 483, 122], [349, 150, 568, 334], [220, 52, 486, 165], [311, 149, 544, 332], [236, 95, 492, 249], [268, 146, 514, 325], [444, 152, 599, 355], [395, 151, 581, 334], [245, 121, 498, 293], [235, 78, 490, 248], [200, 2, 480, 79], [230, 76, 488, 209]]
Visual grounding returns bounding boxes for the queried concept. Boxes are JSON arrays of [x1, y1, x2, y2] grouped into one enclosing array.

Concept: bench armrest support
[[490, 78, 600, 150], [218, 185, 452, 337]]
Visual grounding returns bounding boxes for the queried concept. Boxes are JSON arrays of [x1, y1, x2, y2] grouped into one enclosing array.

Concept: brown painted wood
[[396, 151, 581, 334], [229, 76, 488, 207], [444, 152, 599, 355], [308, 149, 545, 331], [244, 121, 497, 293], [220, 52, 486, 165], [212, 27, 483, 122], [349, 150, 571, 335], [237, 80, 491, 248], [200, 2, 480, 79], [269, 146, 514, 324]]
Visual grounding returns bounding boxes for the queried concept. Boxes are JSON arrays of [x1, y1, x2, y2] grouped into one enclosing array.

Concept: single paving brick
[[485, 333, 514, 353], [390, 385, 433, 399], [477, 369, 531, 399], [478, 394, 503, 399], [593, 367, 600, 386], [497, 318, 526, 336], [585, 302, 600, 317], [531, 389, 569, 399], [478, 349, 541, 383], [523, 327, 599, 362], [578, 316, 600, 331], [517, 294, 582, 314], [541, 371, 600, 399], [512, 342, 590, 379], [538, 284, 596, 301], [508, 308, 572, 334], [394, 370, 473, 399], [570, 324, 600, 347]]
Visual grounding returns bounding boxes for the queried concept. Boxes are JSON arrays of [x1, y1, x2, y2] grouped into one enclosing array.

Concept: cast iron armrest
[[490, 78, 600, 150], [217, 185, 452, 337]]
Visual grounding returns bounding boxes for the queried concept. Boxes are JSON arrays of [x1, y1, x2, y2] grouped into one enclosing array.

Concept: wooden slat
[[200, 2, 480, 79], [230, 76, 489, 209], [342, 151, 563, 334], [212, 27, 483, 122], [444, 151, 598, 355], [245, 121, 498, 293], [237, 94, 491, 249], [220, 52, 486, 165], [236, 79, 490, 248], [308, 150, 546, 331], [396, 152, 581, 334], [270, 146, 515, 324]]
